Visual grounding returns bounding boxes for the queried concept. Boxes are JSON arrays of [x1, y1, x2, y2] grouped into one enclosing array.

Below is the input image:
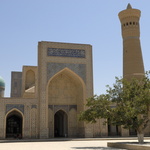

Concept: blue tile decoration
[[31, 105, 37, 109], [48, 105, 53, 110], [47, 63, 86, 83], [69, 105, 77, 111], [47, 48, 85, 58], [6, 104, 24, 114], [48, 105, 77, 113]]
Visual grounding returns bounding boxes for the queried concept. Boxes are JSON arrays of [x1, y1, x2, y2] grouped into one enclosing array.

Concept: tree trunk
[[137, 132, 144, 144]]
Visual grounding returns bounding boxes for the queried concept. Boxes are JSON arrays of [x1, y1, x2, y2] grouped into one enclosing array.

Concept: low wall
[[107, 142, 150, 150]]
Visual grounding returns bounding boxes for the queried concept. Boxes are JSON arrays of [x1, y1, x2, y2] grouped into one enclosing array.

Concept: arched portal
[[47, 68, 86, 137], [54, 110, 68, 137], [6, 111, 22, 138]]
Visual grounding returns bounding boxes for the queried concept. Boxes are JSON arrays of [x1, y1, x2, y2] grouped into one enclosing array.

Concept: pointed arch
[[47, 67, 86, 89], [5, 108, 24, 119], [5, 109, 24, 138], [47, 67, 86, 137], [54, 110, 68, 137], [46, 67, 86, 102], [25, 70, 35, 90], [54, 108, 68, 115]]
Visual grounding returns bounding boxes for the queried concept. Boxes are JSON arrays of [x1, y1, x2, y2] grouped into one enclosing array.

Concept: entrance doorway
[[6, 111, 22, 138], [108, 118, 121, 136], [129, 128, 137, 136], [108, 124, 121, 136], [54, 110, 68, 137]]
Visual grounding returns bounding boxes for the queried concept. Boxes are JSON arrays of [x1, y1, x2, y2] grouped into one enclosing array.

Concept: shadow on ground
[[72, 147, 125, 149]]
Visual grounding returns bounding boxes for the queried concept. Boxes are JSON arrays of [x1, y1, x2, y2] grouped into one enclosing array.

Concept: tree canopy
[[79, 72, 150, 143]]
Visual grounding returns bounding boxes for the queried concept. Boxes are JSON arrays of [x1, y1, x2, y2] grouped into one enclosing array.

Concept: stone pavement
[[0, 138, 150, 150]]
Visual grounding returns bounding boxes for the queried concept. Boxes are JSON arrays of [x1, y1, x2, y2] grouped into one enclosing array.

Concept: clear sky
[[1, 0, 150, 97]]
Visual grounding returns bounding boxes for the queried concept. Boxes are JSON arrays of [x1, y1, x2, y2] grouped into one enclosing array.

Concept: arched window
[[25, 70, 35, 90], [6, 110, 23, 138]]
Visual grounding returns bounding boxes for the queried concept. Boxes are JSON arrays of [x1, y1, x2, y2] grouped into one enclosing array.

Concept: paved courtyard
[[0, 140, 125, 150], [0, 138, 150, 150]]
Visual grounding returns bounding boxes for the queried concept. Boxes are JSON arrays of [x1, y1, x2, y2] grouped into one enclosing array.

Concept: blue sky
[[1, 0, 150, 97]]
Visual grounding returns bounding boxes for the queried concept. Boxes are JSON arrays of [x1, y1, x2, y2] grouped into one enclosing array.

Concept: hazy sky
[[1, 0, 150, 97]]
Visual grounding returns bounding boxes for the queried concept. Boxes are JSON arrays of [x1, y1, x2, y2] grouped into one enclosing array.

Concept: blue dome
[[0, 76, 5, 88]]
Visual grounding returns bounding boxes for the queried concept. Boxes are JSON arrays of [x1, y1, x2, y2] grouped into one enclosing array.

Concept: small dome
[[0, 76, 5, 88]]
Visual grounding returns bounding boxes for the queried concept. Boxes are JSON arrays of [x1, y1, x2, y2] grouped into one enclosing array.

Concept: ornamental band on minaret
[[118, 3, 145, 79]]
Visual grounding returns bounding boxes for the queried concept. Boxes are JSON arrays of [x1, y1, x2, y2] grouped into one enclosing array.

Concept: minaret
[[118, 4, 145, 80]]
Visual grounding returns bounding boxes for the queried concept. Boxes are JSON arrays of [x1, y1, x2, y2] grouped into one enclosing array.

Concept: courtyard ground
[[0, 138, 150, 150]]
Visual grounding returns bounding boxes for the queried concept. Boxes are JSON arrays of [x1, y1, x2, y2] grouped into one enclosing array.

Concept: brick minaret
[[118, 4, 145, 79]]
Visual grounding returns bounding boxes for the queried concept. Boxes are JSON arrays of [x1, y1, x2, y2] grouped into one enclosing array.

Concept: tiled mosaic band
[[47, 48, 85, 58]]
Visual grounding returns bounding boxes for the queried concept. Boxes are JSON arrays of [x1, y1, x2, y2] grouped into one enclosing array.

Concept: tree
[[79, 72, 150, 144]]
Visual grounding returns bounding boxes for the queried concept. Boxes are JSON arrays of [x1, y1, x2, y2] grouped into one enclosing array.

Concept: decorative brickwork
[[6, 104, 24, 114], [47, 48, 85, 58], [69, 108, 77, 137], [48, 109, 54, 138], [24, 104, 31, 138], [48, 105, 77, 113], [31, 107, 37, 138], [0, 41, 93, 139], [0, 5, 149, 139], [11, 72, 22, 97], [47, 63, 86, 83]]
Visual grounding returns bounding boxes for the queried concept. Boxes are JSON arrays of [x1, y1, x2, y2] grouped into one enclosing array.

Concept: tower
[[118, 4, 145, 79], [0, 76, 5, 97]]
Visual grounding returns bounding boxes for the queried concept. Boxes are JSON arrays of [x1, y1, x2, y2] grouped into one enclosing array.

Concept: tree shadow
[[72, 146, 123, 149]]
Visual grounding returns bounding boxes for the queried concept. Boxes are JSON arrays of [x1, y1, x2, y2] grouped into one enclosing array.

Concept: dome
[[0, 76, 5, 89]]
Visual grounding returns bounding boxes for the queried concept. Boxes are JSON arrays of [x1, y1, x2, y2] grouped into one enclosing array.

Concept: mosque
[[0, 4, 150, 139]]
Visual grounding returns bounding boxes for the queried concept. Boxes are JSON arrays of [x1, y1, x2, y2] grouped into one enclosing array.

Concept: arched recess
[[54, 110, 68, 137], [46, 67, 86, 103], [46, 68, 86, 137], [108, 119, 121, 136], [129, 128, 136, 136], [25, 70, 35, 90], [5, 109, 23, 138]]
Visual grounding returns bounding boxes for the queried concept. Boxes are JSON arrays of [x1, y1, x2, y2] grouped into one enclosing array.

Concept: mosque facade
[[0, 4, 150, 139]]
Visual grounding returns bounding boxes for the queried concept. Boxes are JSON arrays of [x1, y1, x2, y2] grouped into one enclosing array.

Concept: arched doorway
[[54, 110, 68, 137], [6, 111, 22, 138], [108, 118, 121, 136], [47, 68, 85, 138], [129, 128, 137, 136], [108, 124, 121, 136]]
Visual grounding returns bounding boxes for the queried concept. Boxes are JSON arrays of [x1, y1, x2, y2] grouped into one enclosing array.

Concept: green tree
[[79, 72, 150, 144]]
